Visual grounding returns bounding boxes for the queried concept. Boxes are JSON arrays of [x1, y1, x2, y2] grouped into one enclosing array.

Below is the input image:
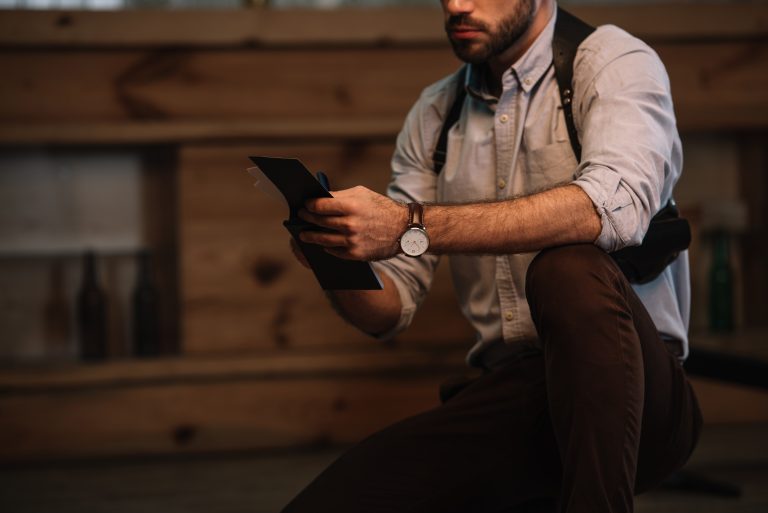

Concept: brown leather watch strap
[[408, 202, 424, 227]]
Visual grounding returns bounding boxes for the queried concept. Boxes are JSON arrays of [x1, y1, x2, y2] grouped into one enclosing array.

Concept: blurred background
[[0, 0, 766, 512]]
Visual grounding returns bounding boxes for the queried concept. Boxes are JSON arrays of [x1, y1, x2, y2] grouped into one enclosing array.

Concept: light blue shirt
[[373, 9, 690, 367]]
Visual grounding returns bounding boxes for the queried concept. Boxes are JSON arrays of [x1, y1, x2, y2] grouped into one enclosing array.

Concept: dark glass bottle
[[77, 251, 108, 361], [709, 232, 734, 333], [133, 250, 161, 357]]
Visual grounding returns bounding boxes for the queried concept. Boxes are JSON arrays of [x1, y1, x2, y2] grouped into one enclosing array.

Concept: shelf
[[0, 344, 469, 462], [0, 119, 407, 146], [1, 336, 765, 463], [0, 247, 144, 260], [2, 331, 765, 393], [0, 345, 469, 393], [691, 329, 768, 361]]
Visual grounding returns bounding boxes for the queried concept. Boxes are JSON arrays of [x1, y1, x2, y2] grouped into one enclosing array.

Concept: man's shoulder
[[413, 67, 465, 117], [576, 24, 661, 78], [393, 66, 465, 169], [396, 66, 466, 152]]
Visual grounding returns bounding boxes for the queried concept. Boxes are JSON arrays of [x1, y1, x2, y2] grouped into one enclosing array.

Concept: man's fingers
[[298, 209, 345, 231], [300, 230, 348, 248], [305, 197, 347, 216]]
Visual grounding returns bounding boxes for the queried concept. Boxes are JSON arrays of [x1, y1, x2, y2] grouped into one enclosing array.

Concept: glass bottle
[[709, 232, 734, 333], [77, 251, 108, 361], [132, 250, 161, 357]]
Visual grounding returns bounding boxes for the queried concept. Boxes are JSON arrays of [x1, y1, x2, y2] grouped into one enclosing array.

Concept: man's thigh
[[281, 351, 561, 513], [526, 244, 702, 496]]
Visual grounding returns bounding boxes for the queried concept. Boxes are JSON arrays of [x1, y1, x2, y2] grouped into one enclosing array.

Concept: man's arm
[[427, 184, 600, 254], [297, 183, 601, 261], [330, 273, 402, 335], [290, 238, 402, 335]]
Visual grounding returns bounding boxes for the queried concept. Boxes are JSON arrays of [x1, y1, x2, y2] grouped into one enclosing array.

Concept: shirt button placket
[[494, 88, 520, 342], [495, 107, 513, 200], [496, 255, 518, 342]]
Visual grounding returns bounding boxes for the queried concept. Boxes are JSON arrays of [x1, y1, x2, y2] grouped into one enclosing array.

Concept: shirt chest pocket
[[439, 126, 496, 202], [523, 140, 578, 193]]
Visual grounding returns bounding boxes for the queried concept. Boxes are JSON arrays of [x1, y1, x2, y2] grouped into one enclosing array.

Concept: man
[[283, 0, 701, 512]]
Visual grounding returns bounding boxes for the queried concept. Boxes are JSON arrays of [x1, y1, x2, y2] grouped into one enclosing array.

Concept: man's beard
[[446, 0, 535, 64]]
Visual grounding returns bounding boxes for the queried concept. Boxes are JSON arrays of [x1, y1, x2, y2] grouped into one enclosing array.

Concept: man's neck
[[486, 1, 555, 97]]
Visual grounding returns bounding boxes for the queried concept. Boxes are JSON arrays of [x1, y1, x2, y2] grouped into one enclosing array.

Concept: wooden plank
[[0, 5, 765, 49], [1, 352, 767, 462], [0, 374, 451, 462], [738, 134, 768, 327], [0, 7, 448, 49], [0, 119, 406, 145], [0, 347, 468, 391], [576, 3, 768, 42], [0, 346, 468, 461], [0, 48, 460, 123], [2, 39, 767, 146], [690, 377, 768, 424], [178, 142, 475, 355], [657, 42, 768, 132]]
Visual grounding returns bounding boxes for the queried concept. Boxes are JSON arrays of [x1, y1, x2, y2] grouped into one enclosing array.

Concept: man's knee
[[525, 244, 635, 363], [525, 244, 621, 316]]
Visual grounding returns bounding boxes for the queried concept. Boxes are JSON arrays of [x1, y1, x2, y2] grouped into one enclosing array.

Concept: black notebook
[[248, 156, 383, 291]]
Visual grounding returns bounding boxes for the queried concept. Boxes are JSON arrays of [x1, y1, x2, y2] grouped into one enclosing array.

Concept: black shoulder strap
[[433, 8, 595, 173], [432, 66, 468, 175], [552, 7, 595, 162]]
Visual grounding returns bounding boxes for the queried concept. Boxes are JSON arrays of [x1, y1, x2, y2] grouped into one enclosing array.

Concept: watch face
[[400, 227, 429, 257]]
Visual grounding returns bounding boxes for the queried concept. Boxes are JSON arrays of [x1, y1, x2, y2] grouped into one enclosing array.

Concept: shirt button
[[498, 179, 507, 189], [523, 77, 533, 87], [499, 114, 509, 124], [505, 311, 514, 322]]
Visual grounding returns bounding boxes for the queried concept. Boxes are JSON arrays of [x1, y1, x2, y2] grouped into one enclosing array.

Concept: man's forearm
[[323, 186, 599, 338], [426, 184, 601, 254], [299, 183, 601, 262], [327, 270, 402, 336]]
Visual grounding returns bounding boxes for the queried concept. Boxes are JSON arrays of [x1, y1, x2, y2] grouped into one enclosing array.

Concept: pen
[[316, 171, 331, 192]]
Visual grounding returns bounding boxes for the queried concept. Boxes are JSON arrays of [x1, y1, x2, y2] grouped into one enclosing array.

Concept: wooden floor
[[1, 423, 766, 513]]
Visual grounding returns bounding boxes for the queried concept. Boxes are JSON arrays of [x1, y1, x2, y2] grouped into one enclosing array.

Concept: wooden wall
[[1, 5, 767, 462], [178, 142, 475, 354], [1, 5, 768, 144]]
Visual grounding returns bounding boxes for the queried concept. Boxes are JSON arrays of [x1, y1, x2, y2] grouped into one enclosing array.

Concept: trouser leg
[[526, 244, 702, 513], [281, 350, 562, 513]]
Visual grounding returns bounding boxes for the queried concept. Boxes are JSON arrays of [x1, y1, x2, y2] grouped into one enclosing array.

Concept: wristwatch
[[399, 202, 430, 257]]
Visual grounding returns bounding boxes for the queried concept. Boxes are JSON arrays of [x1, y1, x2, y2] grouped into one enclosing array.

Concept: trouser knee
[[525, 244, 626, 339], [526, 244, 615, 305]]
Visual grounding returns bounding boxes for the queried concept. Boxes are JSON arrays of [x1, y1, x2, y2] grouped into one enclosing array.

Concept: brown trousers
[[281, 244, 703, 513]]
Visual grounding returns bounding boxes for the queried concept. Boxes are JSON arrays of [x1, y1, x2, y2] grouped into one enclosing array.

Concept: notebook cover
[[249, 156, 383, 291]]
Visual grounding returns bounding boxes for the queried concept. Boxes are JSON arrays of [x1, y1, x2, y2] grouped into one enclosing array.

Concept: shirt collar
[[465, 7, 558, 102]]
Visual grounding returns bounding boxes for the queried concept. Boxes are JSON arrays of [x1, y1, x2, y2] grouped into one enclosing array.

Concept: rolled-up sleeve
[[571, 26, 683, 252], [370, 80, 456, 339]]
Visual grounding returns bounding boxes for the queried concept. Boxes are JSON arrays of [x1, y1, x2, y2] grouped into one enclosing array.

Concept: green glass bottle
[[709, 232, 734, 333]]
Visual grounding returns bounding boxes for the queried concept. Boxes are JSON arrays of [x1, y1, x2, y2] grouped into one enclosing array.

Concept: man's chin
[[450, 42, 489, 64]]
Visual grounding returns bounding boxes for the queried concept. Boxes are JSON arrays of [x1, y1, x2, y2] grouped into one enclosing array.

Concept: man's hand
[[297, 186, 408, 261]]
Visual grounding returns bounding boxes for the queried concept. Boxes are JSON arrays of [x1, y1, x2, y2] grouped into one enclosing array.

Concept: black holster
[[610, 200, 691, 284]]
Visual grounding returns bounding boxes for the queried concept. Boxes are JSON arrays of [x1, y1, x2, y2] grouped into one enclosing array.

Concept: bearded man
[[282, 1, 702, 512]]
